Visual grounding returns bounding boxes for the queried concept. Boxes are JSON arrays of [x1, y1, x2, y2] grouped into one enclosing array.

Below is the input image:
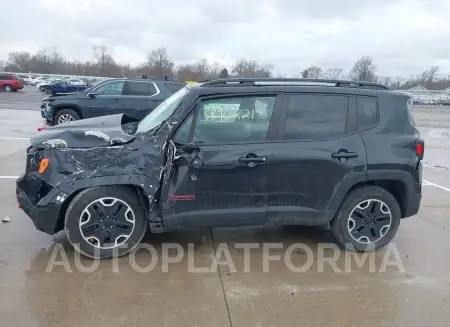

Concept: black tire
[[39, 86, 44, 91], [65, 186, 148, 259], [54, 108, 81, 125], [330, 186, 401, 252], [4, 84, 12, 92]]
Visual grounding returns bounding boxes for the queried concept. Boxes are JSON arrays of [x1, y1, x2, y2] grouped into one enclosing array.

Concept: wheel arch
[[55, 182, 151, 233], [329, 170, 417, 220], [52, 105, 83, 123], [54, 173, 157, 233]]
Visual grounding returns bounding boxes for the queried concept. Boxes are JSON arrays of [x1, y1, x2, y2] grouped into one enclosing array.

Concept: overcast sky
[[2, 0, 450, 77]]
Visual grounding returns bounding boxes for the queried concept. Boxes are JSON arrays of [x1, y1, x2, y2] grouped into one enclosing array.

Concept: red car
[[0, 73, 24, 92]]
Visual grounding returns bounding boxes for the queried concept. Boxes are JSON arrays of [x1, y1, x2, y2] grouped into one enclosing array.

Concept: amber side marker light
[[38, 158, 49, 173]]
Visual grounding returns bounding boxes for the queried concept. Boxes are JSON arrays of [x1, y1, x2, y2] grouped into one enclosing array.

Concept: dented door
[[159, 140, 273, 228]]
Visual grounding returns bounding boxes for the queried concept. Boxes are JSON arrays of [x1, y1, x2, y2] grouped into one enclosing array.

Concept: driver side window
[[95, 81, 125, 96], [173, 95, 276, 144]]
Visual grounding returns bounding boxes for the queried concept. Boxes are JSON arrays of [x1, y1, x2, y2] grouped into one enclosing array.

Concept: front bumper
[[40, 103, 52, 122], [16, 173, 65, 235]]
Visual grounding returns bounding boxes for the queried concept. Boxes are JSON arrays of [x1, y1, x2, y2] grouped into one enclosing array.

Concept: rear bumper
[[16, 173, 65, 235], [403, 162, 423, 218]]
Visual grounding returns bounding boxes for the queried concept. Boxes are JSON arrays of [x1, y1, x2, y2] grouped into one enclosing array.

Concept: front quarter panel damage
[[34, 135, 166, 205]]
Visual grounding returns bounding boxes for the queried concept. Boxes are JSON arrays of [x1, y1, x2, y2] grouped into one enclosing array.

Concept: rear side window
[[124, 81, 149, 96], [357, 96, 378, 130], [0, 74, 12, 80], [124, 81, 158, 96], [283, 94, 349, 140], [165, 82, 185, 94]]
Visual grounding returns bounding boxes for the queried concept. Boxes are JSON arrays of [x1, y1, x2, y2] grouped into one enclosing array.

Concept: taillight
[[416, 139, 424, 159]]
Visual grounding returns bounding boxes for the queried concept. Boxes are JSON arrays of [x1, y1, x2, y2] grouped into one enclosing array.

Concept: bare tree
[[175, 64, 198, 81], [0, 60, 4, 72], [322, 68, 343, 80], [349, 56, 377, 82], [146, 47, 174, 78], [93, 45, 116, 75], [193, 58, 210, 78], [209, 62, 221, 79], [7, 52, 33, 72], [232, 59, 273, 77], [301, 66, 322, 79]]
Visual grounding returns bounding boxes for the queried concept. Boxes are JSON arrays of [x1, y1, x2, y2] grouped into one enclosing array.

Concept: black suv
[[40, 77, 186, 125], [18, 78, 424, 258]]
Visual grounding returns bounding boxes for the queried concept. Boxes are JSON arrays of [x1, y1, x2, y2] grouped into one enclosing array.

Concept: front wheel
[[4, 85, 12, 92], [65, 187, 148, 259], [331, 186, 401, 252], [54, 108, 81, 125]]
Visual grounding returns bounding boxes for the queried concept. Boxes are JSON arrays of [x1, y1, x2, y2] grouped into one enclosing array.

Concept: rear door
[[122, 81, 160, 120], [83, 80, 125, 118], [159, 93, 282, 228], [0, 74, 7, 88], [265, 92, 367, 225]]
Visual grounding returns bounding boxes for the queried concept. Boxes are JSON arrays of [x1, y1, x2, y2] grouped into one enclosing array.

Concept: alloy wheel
[[4, 85, 12, 92], [57, 114, 75, 124], [79, 197, 136, 249], [347, 199, 392, 244]]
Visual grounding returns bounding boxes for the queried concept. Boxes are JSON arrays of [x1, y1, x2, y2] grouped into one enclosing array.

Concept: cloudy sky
[[2, 0, 450, 77]]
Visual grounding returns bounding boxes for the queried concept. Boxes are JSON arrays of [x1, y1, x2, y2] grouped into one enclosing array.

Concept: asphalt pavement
[[0, 87, 449, 327]]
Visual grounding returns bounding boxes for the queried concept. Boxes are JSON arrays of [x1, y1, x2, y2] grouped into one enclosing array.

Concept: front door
[[83, 80, 125, 119], [159, 93, 282, 229]]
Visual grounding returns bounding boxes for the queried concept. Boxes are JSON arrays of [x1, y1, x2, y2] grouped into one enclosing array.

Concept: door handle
[[112, 98, 121, 102], [331, 151, 358, 159], [239, 156, 267, 163]]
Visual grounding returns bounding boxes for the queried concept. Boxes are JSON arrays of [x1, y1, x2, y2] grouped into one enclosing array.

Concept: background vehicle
[[0, 73, 24, 92], [40, 77, 187, 125], [67, 78, 86, 86], [32, 76, 51, 86], [19, 78, 424, 258], [37, 79, 57, 91], [44, 80, 87, 95]]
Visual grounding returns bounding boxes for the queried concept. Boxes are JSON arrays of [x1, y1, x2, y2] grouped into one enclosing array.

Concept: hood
[[45, 92, 84, 101], [32, 114, 138, 149]]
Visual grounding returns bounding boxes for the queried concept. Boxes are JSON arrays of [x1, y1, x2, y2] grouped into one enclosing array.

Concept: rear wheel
[[65, 186, 148, 259], [4, 84, 12, 92], [54, 108, 81, 125], [331, 186, 401, 252]]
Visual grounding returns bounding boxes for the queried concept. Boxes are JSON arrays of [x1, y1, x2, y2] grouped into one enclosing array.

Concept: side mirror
[[182, 142, 200, 153], [89, 92, 98, 98]]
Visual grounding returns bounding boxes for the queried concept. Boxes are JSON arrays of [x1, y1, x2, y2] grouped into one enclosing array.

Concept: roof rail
[[201, 78, 391, 90]]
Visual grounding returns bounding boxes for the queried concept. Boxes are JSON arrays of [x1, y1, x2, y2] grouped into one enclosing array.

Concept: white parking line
[[0, 120, 38, 124], [423, 179, 450, 192], [0, 137, 31, 140], [0, 176, 19, 179]]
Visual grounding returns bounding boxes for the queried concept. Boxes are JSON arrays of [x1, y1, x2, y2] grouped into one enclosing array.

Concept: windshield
[[136, 87, 190, 134]]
